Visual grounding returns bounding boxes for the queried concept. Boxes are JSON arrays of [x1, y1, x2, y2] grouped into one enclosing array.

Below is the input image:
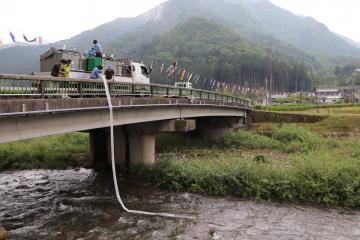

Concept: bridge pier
[[128, 132, 155, 166], [89, 127, 127, 169], [89, 120, 196, 169]]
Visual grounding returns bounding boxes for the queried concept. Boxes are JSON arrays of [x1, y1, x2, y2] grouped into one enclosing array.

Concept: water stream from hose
[[101, 77, 194, 219]]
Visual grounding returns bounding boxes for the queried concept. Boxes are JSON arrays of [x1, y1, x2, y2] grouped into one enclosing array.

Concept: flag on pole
[[165, 65, 172, 73], [168, 66, 176, 77], [160, 63, 165, 73], [9, 32, 16, 43], [179, 69, 186, 81], [188, 73, 193, 82], [23, 34, 37, 42]]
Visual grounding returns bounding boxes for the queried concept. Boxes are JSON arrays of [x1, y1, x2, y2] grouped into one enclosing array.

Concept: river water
[[1, 169, 360, 240]]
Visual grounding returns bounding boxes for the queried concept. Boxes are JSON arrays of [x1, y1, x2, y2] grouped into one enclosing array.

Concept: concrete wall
[[251, 111, 327, 123]]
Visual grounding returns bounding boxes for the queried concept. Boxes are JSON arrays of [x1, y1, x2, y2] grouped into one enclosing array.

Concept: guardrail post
[[179, 89, 182, 97], [131, 85, 135, 96], [199, 91, 202, 99], [78, 83, 83, 98], [150, 86, 154, 96], [39, 81, 45, 99]]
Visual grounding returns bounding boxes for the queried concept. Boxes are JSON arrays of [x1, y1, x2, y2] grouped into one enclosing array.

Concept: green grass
[[256, 103, 360, 112], [136, 126, 360, 208], [0, 133, 89, 170]]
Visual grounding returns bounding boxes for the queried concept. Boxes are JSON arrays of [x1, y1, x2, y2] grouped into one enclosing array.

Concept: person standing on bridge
[[104, 65, 115, 80], [90, 65, 103, 79], [51, 59, 65, 77], [93, 40, 103, 57], [59, 60, 71, 78]]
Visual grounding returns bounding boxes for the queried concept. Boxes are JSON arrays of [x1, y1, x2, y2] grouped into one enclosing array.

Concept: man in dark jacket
[[104, 65, 115, 80], [51, 59, 66, 77]]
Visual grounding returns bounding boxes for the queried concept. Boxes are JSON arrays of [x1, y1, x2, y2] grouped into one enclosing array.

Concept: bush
[[0, 133, 89, 170], [215, 131, 277, 149], [272, 125, 321, 153], [134, 155, 360, 208]]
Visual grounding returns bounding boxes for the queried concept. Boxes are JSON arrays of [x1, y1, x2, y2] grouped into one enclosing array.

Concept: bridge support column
[[89, 127, 127, 169], [128, 132, 155, 166]]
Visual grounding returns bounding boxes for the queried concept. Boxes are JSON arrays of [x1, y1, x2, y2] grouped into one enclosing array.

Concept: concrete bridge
[[0, 74, 252, 167]]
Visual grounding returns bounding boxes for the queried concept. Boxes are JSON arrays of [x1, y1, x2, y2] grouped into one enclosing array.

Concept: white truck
[[174, 81, 193, 89], [38, 48, 151, 83]]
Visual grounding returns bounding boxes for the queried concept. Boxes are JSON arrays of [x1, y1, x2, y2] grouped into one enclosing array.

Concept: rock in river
[[0, 226, 7, 240]]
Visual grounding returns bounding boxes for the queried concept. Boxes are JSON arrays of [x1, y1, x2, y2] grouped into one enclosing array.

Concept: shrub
[[272, 125, 321, 153], [216, 131, 277, 149]]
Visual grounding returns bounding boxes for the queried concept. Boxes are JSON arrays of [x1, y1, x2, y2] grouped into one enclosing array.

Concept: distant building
[[316, 89, 342, 104], [266, 93, 288, 105]]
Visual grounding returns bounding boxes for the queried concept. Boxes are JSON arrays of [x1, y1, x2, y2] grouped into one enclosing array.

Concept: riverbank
[[1, 116, 360, 208], [137, 125, 360, 208], [0, 133, 89, 171]]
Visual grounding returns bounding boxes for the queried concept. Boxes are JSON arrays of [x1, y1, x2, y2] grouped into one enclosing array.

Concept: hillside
[[0, 45, 48, 74], [105, 0, 358, 56], [131, 17, 311, 92], [0, 0, 359, 88]]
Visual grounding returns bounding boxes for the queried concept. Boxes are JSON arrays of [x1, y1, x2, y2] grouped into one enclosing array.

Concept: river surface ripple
[[1, 169, 360, 240]]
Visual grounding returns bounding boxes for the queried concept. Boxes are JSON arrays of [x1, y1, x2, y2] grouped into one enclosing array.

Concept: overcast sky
[[0, 0, 359, 44]]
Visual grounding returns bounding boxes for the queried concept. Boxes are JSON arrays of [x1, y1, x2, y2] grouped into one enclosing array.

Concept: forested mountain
[[132, 17, 311, 92], [0, 0, 359, 90]]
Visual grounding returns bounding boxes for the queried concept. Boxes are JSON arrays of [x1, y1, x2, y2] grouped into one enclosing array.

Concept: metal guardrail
[[0, 74, 251, 109]]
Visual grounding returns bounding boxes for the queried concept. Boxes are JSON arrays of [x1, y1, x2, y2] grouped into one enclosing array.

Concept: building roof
[[316, 89, 339, 93]]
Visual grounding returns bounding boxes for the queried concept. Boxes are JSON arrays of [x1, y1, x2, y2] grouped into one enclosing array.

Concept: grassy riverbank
[[0, 133, 89, 170], [136, 126, 360, 208], [1, 117, 360, 208], [256, 103, 360, 112]]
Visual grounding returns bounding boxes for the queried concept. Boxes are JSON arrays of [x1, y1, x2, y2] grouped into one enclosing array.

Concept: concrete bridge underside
[[0, 100, 249, 167]]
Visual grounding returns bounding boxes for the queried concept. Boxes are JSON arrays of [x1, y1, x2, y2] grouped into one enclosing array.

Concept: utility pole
[[266, 48, 273, 106], [172, 60, 177, 83], [354, 68, 360, 104], [352, 73, 355, 105], [311, 69, 319, 114]]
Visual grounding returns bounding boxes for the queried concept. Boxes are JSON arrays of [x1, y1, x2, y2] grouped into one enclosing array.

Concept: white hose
[[101, 77, 194, 220]]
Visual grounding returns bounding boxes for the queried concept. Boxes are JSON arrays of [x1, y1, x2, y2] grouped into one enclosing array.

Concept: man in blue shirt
[[90, 65, 103, 79], [93, 40, 103, 57]]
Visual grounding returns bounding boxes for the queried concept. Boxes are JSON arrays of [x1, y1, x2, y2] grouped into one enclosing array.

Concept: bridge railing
[[0, 74, 251, 110]]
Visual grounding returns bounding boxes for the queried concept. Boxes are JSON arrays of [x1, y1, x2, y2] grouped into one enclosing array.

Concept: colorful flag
[[168, 66, 176, 77], [9, 32, 16, 43], [176, 67, 182, 75], [179, 69, 186, 81], [23, 34, 37, 42], [188, 73, 193, 82], [165, 65, 173, 73]]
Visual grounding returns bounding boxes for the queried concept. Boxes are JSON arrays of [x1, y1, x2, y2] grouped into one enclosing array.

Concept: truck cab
[[175, 82, 193, 89], [131, 62, 151, 84]]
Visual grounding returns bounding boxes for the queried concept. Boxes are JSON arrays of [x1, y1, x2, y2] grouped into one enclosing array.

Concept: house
[[316, 89, 342, 104]]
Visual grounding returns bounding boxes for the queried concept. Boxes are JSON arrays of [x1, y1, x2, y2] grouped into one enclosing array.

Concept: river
[[1, 169, 360, 240]]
